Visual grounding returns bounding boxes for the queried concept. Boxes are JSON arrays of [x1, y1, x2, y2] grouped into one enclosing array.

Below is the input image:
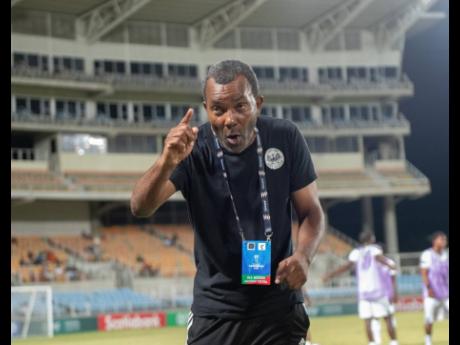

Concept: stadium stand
[[63, 171, 140, 191], [11, 169, 69, 191], [11, 235, 74, 284], [99, 226, 195, 277], [53, 288, 162, 317]]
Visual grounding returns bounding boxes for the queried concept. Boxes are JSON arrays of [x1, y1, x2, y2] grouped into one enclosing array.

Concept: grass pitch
[[13, 311, 448, 345]]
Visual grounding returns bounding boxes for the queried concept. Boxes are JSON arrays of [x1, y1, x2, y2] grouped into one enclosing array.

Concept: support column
[[49, 98, 56, 120], [320, 200, 330, 231], [383, 196, 399, 254], [361, 197, 374, 234], [127, 101, 134, 122], [86, 101, 96, 120], [89, 202, 102, 235], [310, 104, 322, 124], [399, 136, 406, 160]]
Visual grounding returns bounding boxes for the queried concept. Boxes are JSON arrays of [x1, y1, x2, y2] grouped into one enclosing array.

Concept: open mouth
[[225, 133, 241, 146]]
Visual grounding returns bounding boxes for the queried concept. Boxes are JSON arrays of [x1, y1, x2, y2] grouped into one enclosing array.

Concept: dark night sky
[[327, 0, 449, 252]]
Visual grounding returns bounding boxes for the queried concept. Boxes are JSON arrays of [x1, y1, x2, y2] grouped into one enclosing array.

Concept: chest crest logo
[[264, 148, 284, 170]]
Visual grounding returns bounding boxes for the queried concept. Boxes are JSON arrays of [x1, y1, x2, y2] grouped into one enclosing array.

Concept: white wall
[[311, 153, 364, 172], [375, 159, 405, 171], [58, 152, 365, 173], [11, 200, 91, 235], [11, 161, 48, 171], [59, 153, 159, 173]]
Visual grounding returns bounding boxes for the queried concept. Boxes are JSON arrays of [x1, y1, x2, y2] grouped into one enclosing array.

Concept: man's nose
[[224, 109, 237, 128]]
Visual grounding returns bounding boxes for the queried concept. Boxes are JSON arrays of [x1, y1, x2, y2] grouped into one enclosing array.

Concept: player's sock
[[368, 342, 376, 345], [371, 319, 381, 344], [305, 341, 312, 345], [389, 340, 398, 345], [391, 315, 397, 328], [425, 335, 432, 345]]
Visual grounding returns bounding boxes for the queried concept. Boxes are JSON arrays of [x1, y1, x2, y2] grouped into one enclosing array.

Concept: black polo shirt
[[170, 116, 317, 319]]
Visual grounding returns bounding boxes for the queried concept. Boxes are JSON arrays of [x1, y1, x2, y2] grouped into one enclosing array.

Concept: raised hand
[[162, 108, 199, 167]]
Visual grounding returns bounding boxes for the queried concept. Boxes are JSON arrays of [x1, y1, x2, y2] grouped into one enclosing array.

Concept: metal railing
[[12, 110, 409, 133], [11, 66, 108, 84], [12, 66, 413, 94], [11, 112, 201, 130], [11, 66, 201, 91], [295, 115, 410, 130], [405, 160, 430, 183]]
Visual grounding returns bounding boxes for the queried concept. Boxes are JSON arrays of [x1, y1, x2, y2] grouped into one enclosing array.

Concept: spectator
[[170, 233, 178, 246], [19, 257, 28, 266], [81, 229, 92, 240], [65, 266, 78, 281], [33, 251, 46, 265], [55, 261, 65, 282], [11, 236, 18, 246], [27, 251, 34, 264], [92, 236, 102, 261], [46, 250, 58, 264], [139, 261, 159, 277], [28, 269, 36, 283], [39, 262, 54, 282], [114, 260, 133, 288]]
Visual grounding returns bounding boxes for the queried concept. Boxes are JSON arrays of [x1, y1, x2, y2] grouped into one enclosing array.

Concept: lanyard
[[211, 126, 273, 242]]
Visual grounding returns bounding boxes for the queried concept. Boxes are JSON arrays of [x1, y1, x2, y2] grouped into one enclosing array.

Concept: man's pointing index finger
[[179, 108, 194, 126]]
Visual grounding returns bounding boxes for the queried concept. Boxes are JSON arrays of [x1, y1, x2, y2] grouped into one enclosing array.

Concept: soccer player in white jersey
[[322, 230, 398, 345], [371, 249, 398, 345], [420, 231, 449, 345]]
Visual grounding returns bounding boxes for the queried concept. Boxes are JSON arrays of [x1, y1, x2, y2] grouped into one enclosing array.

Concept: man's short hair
[[430, 231, 447, 242], [202, 60, 260, 100], [359, 230, 375, 244]]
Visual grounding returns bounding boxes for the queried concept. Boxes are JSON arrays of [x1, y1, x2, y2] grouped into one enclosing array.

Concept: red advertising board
[[98, 312, 166, 331], [395, 296, 423, 312]]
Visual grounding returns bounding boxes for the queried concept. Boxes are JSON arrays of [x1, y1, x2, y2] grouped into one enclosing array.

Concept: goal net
[[11, 285, 53, 339]]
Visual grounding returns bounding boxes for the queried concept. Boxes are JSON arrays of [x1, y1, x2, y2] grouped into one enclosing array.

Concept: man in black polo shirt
[[131, 60, 325, 345]]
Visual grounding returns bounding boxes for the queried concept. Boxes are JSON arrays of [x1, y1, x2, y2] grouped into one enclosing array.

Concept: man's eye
[[212, 107, 223, 115], [237, 103, 247, 110]]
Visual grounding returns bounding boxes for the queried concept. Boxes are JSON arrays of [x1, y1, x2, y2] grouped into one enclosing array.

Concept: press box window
[[60, 134, 107, 155]]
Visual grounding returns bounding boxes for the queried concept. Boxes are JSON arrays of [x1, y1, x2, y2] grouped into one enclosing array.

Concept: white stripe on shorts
[[185, 311, 194, 345]]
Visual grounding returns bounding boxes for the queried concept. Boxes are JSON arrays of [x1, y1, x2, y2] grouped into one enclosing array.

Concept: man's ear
[[256, 95, 264, 111]]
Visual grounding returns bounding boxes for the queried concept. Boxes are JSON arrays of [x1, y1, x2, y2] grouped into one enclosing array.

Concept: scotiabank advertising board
[[98, 312, 166, 331], [395, 296, 423, 312]]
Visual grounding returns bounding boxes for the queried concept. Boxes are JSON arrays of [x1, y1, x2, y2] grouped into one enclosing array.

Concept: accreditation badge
[[241, 240, 271, 285]]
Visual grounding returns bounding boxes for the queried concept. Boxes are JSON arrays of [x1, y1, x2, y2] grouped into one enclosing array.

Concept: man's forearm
[[294, 204, 325, 264], [131, 155, 176, 217]]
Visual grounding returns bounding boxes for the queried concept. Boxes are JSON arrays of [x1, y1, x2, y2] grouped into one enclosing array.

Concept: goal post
[[11, 285, 53, 339]]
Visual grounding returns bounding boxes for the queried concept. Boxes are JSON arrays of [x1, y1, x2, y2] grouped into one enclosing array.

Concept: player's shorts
[[424, 297, 449, 323], [359, 297, 391, 319], [185, 303, 310, 345], [388, 303, 395, 315]]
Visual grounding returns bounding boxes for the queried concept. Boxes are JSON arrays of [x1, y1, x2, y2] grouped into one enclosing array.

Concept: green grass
[[13, 311, 448, 345]]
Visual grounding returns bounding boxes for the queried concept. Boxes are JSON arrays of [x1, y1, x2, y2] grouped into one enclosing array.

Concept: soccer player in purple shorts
[[420, 231, 449, 345], [322, 230, 398, 345]]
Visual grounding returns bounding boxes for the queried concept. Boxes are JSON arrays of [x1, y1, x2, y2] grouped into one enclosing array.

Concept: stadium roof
[[13, 0, 446, 40]]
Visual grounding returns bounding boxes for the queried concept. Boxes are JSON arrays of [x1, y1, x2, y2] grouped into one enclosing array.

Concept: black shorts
[[186, 303, 310, 345]]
